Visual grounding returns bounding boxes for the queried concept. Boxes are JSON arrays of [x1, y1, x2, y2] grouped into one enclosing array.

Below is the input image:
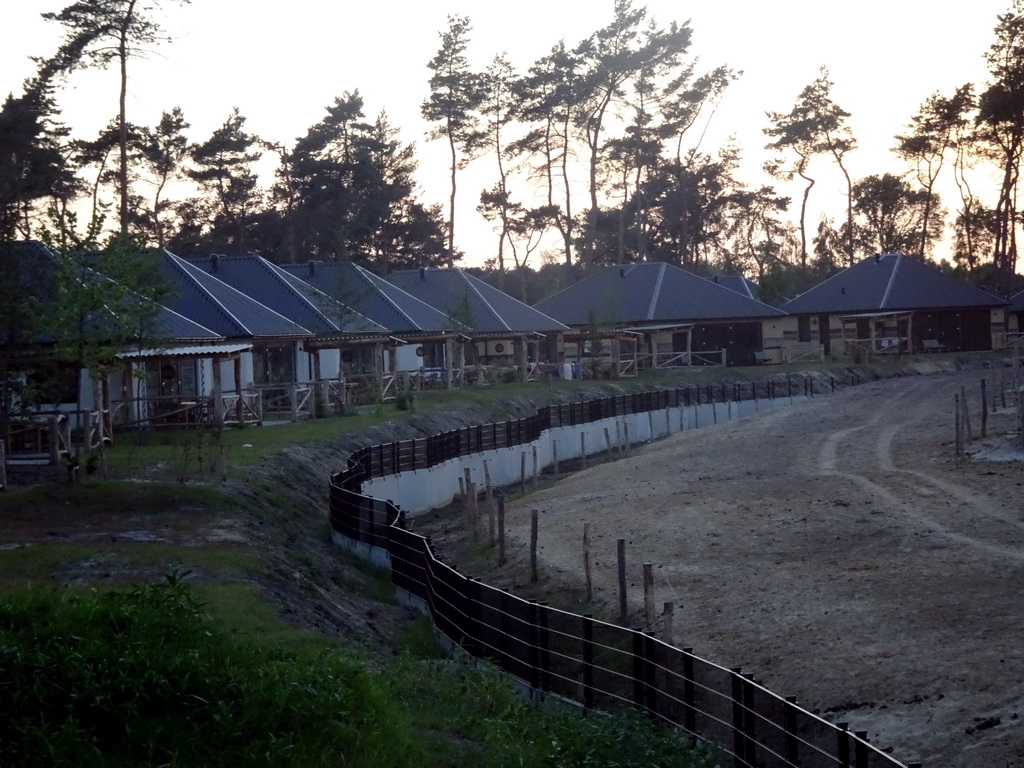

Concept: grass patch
[[0, 576, 420, 768], [383, 654, 719, 768], [0, 479, 234, 515], [0, 542, 256, 589]]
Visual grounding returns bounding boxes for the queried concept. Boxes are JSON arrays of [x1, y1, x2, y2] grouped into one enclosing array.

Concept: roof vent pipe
[[619, 267, 625, 278], [307, 259, 315, 276], [210, 253, 219, 273], [875, 253, 881, 263], [714, 275, 720, 283], [419, 267, 426, 280]]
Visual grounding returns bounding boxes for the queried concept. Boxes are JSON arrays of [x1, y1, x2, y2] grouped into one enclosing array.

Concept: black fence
[[330, 373, 920, 768], [333, 375, 840, 490]]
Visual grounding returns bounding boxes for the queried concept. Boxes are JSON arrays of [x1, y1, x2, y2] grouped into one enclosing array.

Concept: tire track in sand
[[817, 379, 1024, 562]]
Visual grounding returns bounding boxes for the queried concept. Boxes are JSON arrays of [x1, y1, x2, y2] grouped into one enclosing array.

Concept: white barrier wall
[[362, 394, 804, 515]]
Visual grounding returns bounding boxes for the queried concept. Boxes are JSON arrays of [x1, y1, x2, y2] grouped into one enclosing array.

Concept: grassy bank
[[0, 572, 717, 767]]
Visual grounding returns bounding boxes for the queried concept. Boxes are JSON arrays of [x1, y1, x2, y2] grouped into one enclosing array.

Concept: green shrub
[[394, 388, 416, 412]]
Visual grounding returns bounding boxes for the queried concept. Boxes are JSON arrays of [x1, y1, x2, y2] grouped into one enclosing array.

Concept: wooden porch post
[[49, 416, 60, 465], [514, 335, 528, 382], [906, 314, 913, 353], [211, 356, 224, 426], [388, 345, 398, 394], [102, 376, 112, 444], [611, 334, 621, 379], [125, 361, 138, 424], [373, 342, 384, 397], [686, 329, 693, 367], [233, 356, 243, 423], [312, 350, 322, 419], [444, 337, 454, 389]]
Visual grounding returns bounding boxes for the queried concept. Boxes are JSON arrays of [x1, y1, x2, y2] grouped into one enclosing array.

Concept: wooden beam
[[211, 356, 224, 425], [233, 356, 243, 423]]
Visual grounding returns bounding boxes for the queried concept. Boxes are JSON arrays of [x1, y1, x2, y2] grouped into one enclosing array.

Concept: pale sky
[[1, 1, 1013, 267]]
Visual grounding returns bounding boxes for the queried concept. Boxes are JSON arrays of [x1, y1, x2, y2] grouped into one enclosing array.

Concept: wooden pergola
[[621, 323, 698, 369], [115, 343, 257, 427], [838, 311, 913, 359], [562, 329, 641, 379]]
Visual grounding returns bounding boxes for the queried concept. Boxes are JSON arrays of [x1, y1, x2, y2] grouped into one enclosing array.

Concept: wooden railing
[[638, 349, 727, 368], [256, 384, 312, 421]]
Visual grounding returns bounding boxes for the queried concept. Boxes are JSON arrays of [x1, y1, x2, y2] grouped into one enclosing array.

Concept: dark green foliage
[[385, 654, 719, 768], [0, 576, 415, 768], [483, 703, 720, 768], [394, 387, 416, 411]]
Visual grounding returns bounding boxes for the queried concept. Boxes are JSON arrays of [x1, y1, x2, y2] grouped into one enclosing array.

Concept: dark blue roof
[[281, 261, 454, 334], [186, 255, 387, 337], [533, 262, 784, 327], [388, 268, 568, 334], [783, 254, 1007, 314], [158, 251, 312, 339], [0, 241, 220, 345], [1009, 290, 1024, 313], [707, 273, 760, 301]]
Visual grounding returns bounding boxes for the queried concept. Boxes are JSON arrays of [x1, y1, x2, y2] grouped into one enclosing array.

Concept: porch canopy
[[621, 322, 695, 369], [563, 328, 643, 378], [837, 310, 914, 356], [116, 343, 256, 426]]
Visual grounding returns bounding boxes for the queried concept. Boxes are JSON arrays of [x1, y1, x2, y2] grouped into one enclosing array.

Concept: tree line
[[3, 0, 1024, 304]]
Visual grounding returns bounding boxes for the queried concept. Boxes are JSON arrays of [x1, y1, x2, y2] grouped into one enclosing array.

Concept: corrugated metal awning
[[117, 343, 252, 360], [837, 311, 912, 321]]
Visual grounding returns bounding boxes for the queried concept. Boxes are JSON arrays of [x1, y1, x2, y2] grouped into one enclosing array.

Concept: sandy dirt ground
[[496, 370, 1024, 767]]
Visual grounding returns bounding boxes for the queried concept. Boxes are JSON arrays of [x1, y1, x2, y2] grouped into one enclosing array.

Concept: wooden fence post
[[552, 439, 559, 477], [632, 629, 645, 708], [463, 468, 473, 533], [604, 426, 613, 454], [530, 509, 539, 583], [981, 378, 988, 438], [470, 480, 480, 538], [784, 695, 799, 765], [617, 538, 628, 625], [681, 648, 697, 731], [623, 421, 630, 455], [497, 494, 506, 566], [520, 451, 527, 495], [837, 723, 851, 767], [483, 460, 495, 546], [643, 563, 655, 629], [583, 523, 593, 602], [531, 445, 538, 488], [955, 392, 962, 456], [582, 615, 595, 711], [580, 432, 587, 469], [960, 385, 973, 440], [615, 420, 622, 453], [661, 602, 674, 646], [854, 730, 869, 768]]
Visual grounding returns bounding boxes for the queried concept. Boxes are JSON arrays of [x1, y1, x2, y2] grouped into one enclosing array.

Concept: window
[[252, 343, 296, 384], [797, 316, 811, 343]]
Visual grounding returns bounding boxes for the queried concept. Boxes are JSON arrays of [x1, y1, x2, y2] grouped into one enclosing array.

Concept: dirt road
[[501, 370, 1024, 767]]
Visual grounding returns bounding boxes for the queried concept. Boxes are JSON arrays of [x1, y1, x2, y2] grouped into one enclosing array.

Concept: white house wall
[[362, 394, 801, 515], [396, 344, 422, 372]]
